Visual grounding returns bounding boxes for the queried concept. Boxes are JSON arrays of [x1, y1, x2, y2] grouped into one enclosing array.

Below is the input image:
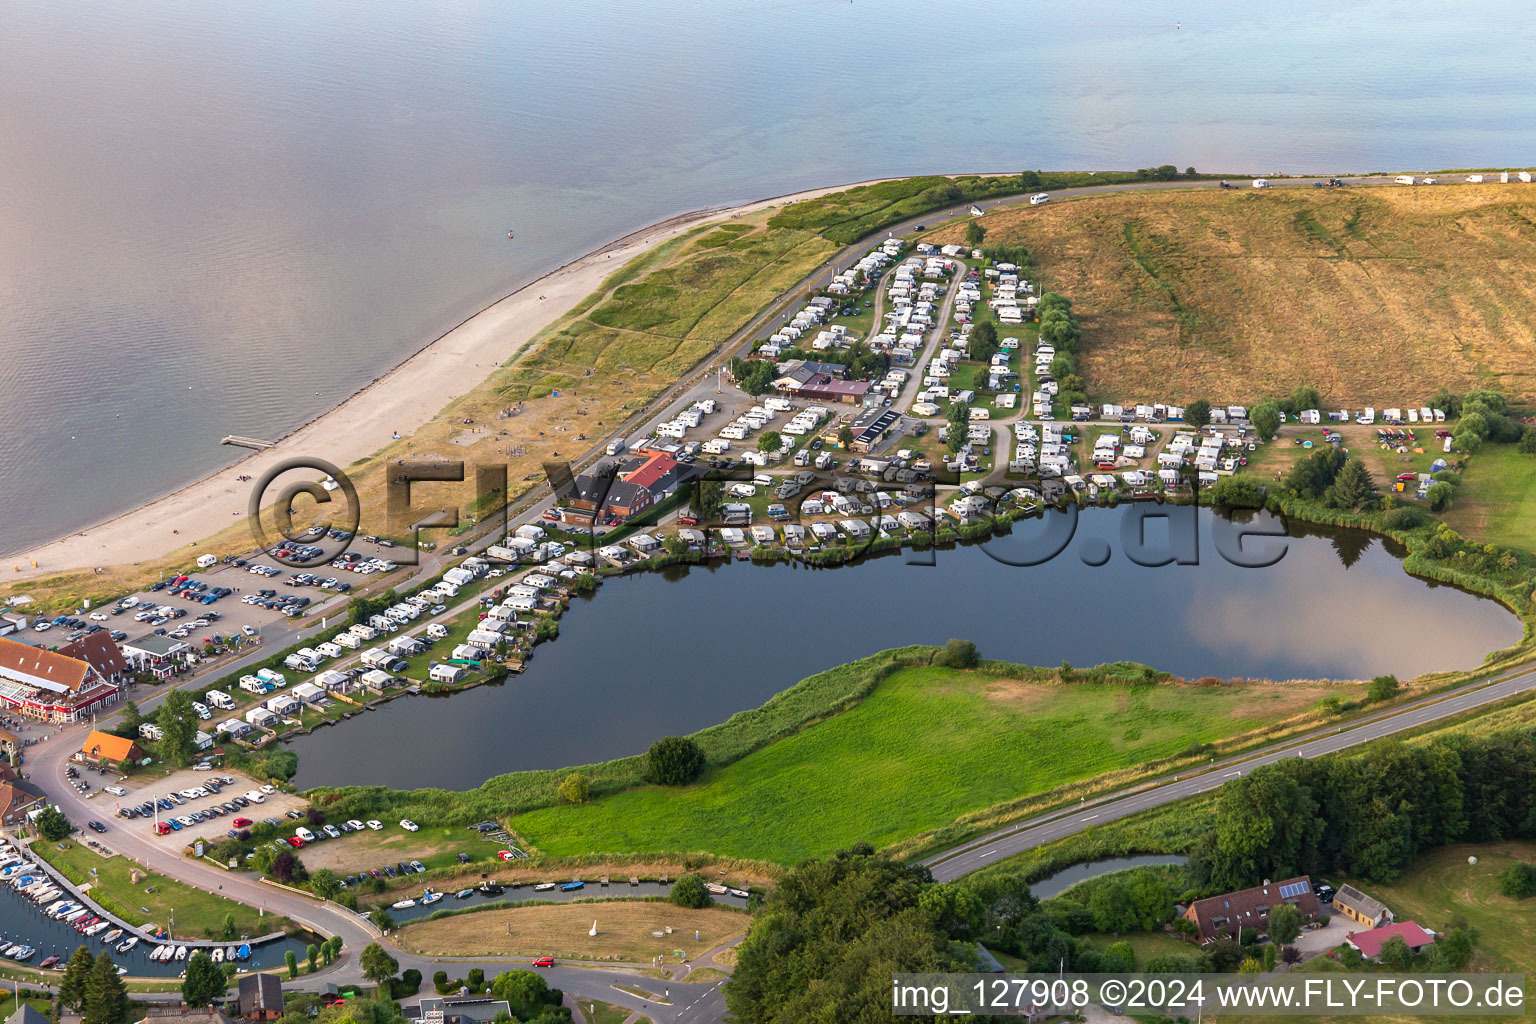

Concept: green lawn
[[1443, 443, 1536, 553], [510, 667, 1357, 864], [1341, 840, 1536, 973], [32, 840, 282, 939]]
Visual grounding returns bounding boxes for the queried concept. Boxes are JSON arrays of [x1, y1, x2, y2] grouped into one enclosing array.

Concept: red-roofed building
[[0, 637, 122, 723], [58, 631, 132, 686], [796, 379, 871, 405], [1182, 876, 1319, 942], [622, 452, 678, 493], [1347, 921, 1435, 960]]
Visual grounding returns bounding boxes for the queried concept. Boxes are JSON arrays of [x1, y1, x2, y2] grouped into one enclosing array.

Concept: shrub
[[1368, 675, 1400, 702], [671, 873, 713, 909], [1499, 862, 1536, 899], [393, 968, 422, 998], [936, 638, 979, 669], [557, 773, 590, 804], [647, 736, 706, 786]]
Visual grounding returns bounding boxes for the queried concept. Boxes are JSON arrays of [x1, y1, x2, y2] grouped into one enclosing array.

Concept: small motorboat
[[174, 945, 188, 960], [10, 946, 34, 961], [455, 889, 474, 899], [116, 965, 127, 975], [226, 946, 238, 961], [728, 887, 749, 899], [117, 937, 139, 954], [704, 883, 727, 895], [391, 899, 416, 910], [532, 882, 555, 892], [478, 883, 504, 896], [38, 955, 60, 969], [104, 928, 123, 944], [236, 944, 251, 960], [212, 947, 224, 963], [420, 891, 443, 905], [559, 881, 584, 892]]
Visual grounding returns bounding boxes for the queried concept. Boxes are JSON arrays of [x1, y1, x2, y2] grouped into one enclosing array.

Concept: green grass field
[[33, 841, 281, 939], [510, 667, 1359, 864], [1443, 444, 1536, 553]]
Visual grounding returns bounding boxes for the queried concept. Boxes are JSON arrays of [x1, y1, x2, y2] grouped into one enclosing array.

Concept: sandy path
[[9, 179, 889, 579]]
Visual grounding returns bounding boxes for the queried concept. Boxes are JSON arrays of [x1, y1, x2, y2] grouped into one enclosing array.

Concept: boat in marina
[[559, 881, 584, 892], [175, 945, 188, 960], [225, 945, 238, 960], [420, 891, 442, 905], [38, 955, 60, 969], [455, 889, 474, 899], [532, 882, 555, 892], [704, 883, 727, 895], [391, 898, 416, 909], [9, 946, 34, 961], [728, 887, 749, 899], [236, 944, 251, 960], [104, 928, 123, 944], [478, 882, 504, 896], [116, 937, 139, 954], [212, 947, 224, 963]]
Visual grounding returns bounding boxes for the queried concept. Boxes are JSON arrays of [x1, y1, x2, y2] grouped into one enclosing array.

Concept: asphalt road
[[922, 662, 1536, 881]]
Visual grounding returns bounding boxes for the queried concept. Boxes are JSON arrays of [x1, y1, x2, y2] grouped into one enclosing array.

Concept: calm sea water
[[2, 0, 1534, 554]]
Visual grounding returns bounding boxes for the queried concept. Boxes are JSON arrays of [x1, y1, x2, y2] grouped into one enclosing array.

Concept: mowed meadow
[[933, 185, 1536, 405], [509, 666, 1365, 865]]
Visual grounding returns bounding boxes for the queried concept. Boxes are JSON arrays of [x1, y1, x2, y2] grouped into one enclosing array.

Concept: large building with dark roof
[[1182, 876, 1319, 942]]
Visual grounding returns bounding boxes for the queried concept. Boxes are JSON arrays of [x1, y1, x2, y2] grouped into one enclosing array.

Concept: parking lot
[[96, 766, 312, 856]]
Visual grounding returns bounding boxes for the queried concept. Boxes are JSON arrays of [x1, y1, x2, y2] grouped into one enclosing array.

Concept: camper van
[[205, 689, 236, 711], [1394, 175, 1416, 185]]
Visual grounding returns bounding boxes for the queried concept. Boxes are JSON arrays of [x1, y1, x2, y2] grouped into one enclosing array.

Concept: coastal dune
[[8, 180, 885, 580]]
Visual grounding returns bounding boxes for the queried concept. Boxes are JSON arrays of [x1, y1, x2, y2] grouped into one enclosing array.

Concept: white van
[[190, 702, 211, 721], [294, 827, 315, 843], [1251, 179, 1270, 189], [1394, 175, 1416, 185]]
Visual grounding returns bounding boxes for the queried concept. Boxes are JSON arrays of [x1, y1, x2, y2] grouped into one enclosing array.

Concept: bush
[[557, 773, 590, 804], [393, 969, 422, 998], [936, 639, 979, 669], [1368, 675, 1400, 702], [1499, 862, 1536, 899], [35, 807, 72, 841], [647, 736, 706, 786], [671, 873, 714, 909]]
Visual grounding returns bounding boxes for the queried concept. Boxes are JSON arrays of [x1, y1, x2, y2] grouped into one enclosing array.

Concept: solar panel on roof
[[1278, 881, 1311, 898]]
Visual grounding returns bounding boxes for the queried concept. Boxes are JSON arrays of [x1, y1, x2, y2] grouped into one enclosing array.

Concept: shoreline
[[6, 176, 895, 579]]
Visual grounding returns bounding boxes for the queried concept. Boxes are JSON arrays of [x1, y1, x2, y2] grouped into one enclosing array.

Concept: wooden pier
[[221, 435, 276, 450]]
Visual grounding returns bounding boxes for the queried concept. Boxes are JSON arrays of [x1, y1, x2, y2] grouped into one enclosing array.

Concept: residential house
[[1332, 884, 1392, 929], [1182, 876, 1318, 942], [0, 764, 46, 827], [1347, 921, 1435, 960], [236, 974, 284, 1021], [404, 998, 514, 1024], [78, 730, 144, 767], [135, 1010, 239, 1024]]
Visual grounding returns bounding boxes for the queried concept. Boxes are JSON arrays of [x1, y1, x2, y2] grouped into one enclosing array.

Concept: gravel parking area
[[105, 767, 311, 856]]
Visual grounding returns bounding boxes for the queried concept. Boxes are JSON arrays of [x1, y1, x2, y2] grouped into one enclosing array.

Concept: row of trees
[[58, 947, 130, 1024], [1280, 445, 1381, 512], [1200, 729, 1536, 890]]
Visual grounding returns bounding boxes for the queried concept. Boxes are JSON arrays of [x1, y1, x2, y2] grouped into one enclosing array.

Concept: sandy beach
[[8, 179, 885, 581]]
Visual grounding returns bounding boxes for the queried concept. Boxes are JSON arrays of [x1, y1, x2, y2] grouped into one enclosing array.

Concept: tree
[[182, 952, 226, 1006], [965, 221, 986, 248], [557, 773, 591, 804], [490, 970, 551, 1017], [1281, 944, 1302, 964], [467, 967, 485, 991], [1520, 430, 1536, 456], [968, 321, 999, 364], [120, 700, 145, 736], [60, 945, 95, 1009], [837, 425, 854, 448], [1184, 399, 1211, 428], [1105, 940, 1136, 972], [1368, 675, 1400, 702], [1288, 385, 1323, 415], [647, 736, 705, 785], [1324, 457, 1379, 513], [82, 953, 129, 1024], [270, 849, 306, 883], [1262, 942, 1278, 972], [1430, 927, 1473, 971], [936, 638, 979, 669], [1499, 862, 1536, 899], [1428, 480, 1455, 512], [1250, 400, 1282, 439], [1285, 445, 1346, 500], [1380, 934, 1414, 971], [757, 430, 782, 453], [671, 873, 713, 908], [1210, 765, 1321, 891], [1267, 903, 1302, 944], [310, 868, 342, 900], [325, 935, 343, 963], [306, 943, 320, 972], [1239, 957, 1264, 974], [360, 942, 399, 985], [220, 911, 238, 941], [35, 805, 72, 841], [157, 688, 199, 767], [285, 950, 298, 980], [370, 908, 395, 932], [1207, 475, 1266, 508], [1089, 879, 1137, 934]]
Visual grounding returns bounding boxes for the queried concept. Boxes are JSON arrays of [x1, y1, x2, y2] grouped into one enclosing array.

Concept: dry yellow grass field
[[932, 185, 1536, 404], [394, 901, 747, 961]]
